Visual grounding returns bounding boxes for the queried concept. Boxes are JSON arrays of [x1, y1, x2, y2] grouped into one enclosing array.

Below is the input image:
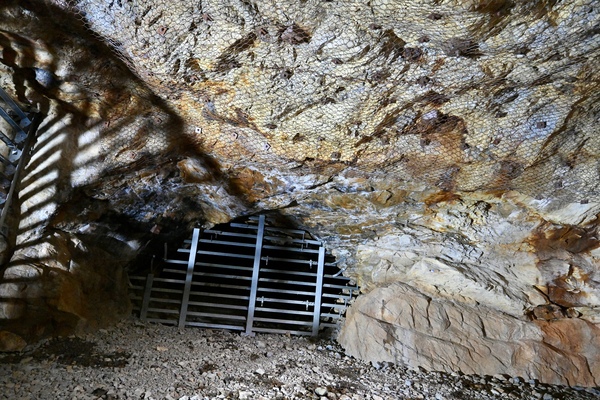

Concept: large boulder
[[0, 0, 598, 386]]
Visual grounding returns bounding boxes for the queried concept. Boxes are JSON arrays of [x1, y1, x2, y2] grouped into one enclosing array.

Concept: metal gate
[[130, 215, 358, 336], [0, 87, 40, 238]]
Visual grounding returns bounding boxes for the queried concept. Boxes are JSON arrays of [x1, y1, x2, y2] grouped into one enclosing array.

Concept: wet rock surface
[[1, 318, 599, 400]]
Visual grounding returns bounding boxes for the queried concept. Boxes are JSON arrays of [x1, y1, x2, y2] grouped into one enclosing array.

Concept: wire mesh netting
[[61, 0, 598, 202]]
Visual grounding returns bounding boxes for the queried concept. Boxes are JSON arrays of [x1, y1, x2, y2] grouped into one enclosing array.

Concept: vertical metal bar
[[0, 113, 40, 238], [245, 214, 265, 336], [311, 244, 325, 336], [140, 273, 154, 321], [179, 228, 200, 329]]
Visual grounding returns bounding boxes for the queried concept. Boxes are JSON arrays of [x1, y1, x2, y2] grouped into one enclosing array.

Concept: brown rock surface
[[0, 330, 26, 352], [340, 282, 600, 387], [0, 0, 598, 387]]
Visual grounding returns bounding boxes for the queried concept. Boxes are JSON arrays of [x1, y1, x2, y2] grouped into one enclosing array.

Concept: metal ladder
[[130, 215, 358, 336], [0, 86, 40, 238]]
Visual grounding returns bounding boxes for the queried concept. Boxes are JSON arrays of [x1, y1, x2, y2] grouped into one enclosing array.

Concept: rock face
[[0, 0, 598, 387], [340, 282, 600, 387]]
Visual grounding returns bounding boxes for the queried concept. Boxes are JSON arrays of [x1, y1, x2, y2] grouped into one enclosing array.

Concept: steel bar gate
[[0, 87, 41, 237], [130, 216, 358, 336]]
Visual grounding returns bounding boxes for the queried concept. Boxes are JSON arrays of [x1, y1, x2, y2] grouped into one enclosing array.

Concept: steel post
[[245, 214, 265, 336], [179, 228, 200, 329], [311, 245, 325, 336]]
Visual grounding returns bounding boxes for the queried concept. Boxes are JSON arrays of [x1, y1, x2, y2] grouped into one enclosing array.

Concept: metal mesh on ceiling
[[66, 0, 599, 202]]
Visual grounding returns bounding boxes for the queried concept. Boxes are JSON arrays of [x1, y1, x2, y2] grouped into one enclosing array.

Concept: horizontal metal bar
[[164, 264, 253, 275], [323, 283, 359, 290], [321, 303, 348, 309], [255, 297, 316, 306], [179, 249, 255, 259], [0, 106, 27, 141], [195, 272, 252, 280], [189, 292, 250, 301], [147, 308, 180, 314], [191, 282, 250, 291], [149, 288, 184, 294], [187, 301, 248, 311], [0, 86, 30, 123], [153, 277, 185, 284], [322, 293, 354, 299], [260, 268, 317, 278], [258, 278, 316, 287], [253, 317, 312, 326], [0, 153, 16, 166], [203, 229, 258, 240], [185, 321, 245, 330], [262, 244, 319, 254], [0, 126, 17, 147], [162, 268, 186, 274], [164, 259, 188, 265], [147, 297, 181, 304], [198, 239, 256, 248], [195, 263, 253, 272], [260, 256, 317, 265], [250, 327, 312, 336], [255, 307, 313, 316], [321, 312, 345, 318], [144, 318, 178, 325], [186, 311, 246, 321], [256, 287, 315, 296]]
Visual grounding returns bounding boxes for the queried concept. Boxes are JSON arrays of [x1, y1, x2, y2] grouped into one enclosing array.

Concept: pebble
[[315, 387, 328, 396], [0, 318, 593, 400]]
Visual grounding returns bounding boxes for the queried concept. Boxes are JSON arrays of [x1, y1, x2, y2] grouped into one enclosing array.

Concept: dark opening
[[129, 215, 358, 336]]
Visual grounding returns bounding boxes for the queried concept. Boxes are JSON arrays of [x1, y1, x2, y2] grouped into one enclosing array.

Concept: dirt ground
[[1, 317, 599, 400]]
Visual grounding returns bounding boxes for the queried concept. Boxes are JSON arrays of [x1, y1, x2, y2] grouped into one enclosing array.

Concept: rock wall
[[0, 0, 598, 386]]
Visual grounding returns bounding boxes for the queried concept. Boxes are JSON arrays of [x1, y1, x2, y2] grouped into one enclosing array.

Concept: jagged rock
[[0, 0, 598, 387], [339, 282, 600, 387], [0, 330, 27, 352]]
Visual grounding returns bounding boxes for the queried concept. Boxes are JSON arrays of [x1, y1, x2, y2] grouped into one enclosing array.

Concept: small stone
[[239, 391, 253, 400], [542, 394, 554, 400], [156, 346, 168, 352], [372, 395, 384, 400], [256, 340, 266, 349], [256, 368, 265, 375], [0, 331, 27, 352], [315, 387, 328, 396]]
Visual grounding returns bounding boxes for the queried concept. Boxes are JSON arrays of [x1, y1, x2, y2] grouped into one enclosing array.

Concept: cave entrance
[[130, 215, 358, 336]]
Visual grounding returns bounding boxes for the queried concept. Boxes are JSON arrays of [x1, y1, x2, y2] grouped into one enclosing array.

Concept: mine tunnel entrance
[[129, 215, 358, 336]]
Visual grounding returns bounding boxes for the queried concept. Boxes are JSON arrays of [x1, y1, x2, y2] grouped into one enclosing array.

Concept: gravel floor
[[1, 317, 599, 400]]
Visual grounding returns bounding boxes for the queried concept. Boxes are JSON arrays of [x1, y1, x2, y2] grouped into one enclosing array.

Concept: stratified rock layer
[[0, 0, 598, 387], [340, 282, 600, 387]]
